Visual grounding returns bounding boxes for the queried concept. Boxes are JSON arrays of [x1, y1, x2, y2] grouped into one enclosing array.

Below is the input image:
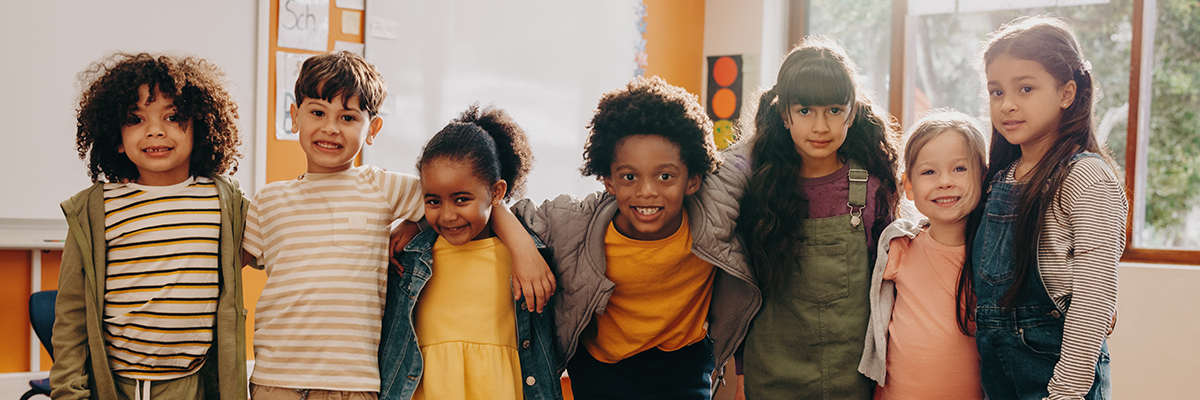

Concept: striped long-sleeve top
[[102, 177, 221, 381], [1006, 156, 1126, 400]]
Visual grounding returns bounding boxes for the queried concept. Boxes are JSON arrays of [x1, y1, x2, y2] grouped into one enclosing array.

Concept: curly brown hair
[[75, 52, 241, 183], [417, 104, 535, 202], [582, 76, 720, 179]]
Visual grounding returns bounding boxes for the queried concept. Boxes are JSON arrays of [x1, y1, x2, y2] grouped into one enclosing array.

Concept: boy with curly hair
[[53, 52, 248, 400], [512, 76, 761, 398], [242, 51, 552, 400]]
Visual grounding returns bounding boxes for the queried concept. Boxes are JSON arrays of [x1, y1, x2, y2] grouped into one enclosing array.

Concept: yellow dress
[[413, 236, 523, 400]]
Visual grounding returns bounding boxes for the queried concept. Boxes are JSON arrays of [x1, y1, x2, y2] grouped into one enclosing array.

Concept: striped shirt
[[1006, 156, 1126, 400], [243, 166, 423, 392], [102, 176, 220, 380]]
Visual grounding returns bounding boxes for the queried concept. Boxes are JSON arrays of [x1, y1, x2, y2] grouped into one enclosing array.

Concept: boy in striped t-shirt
[[54, 53, 248, 400], [241, 51, 554, 400]]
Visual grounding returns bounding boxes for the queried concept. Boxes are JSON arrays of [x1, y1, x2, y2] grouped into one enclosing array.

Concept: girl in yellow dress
[[378, 105, 561, 400]]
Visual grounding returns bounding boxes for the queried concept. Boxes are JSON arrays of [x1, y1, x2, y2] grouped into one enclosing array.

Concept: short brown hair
[[294, 51, 387, 117]]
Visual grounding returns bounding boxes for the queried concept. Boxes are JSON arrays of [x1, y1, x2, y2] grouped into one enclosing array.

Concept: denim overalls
[[377, 229, 562, 400], [743, 160, 875, 400], [973, 153, 1110, 400]]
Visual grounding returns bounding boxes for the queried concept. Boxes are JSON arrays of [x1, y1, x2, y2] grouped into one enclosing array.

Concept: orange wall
[[0, 250, 61, 373], [644, 0, 706, 97]]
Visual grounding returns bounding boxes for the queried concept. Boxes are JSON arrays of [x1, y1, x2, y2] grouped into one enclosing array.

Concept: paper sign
[[336, 0, 364, 10], [276, 52, 314, 141], [369, 17, 400, 40], [334, 41, 364, 56], [277, 0, 329, 52], [342, 10, 361, 35]]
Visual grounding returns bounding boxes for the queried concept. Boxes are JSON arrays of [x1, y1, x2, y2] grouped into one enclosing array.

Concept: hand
[[389, 220, 420, 276], [510, 246, 556, 313]]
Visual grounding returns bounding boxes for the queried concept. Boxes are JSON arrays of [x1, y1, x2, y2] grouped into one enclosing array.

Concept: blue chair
[[21, 290, 56, 400]]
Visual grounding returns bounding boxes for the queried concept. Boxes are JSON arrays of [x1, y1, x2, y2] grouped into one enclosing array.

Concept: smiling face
[[986, 55, 1076, 161], [602, 134, 701, 241], [904, 130, 982, 242], [784, 103, 852, 177], [421, 157, 506, 246], [119, 84, 194, 186], [290, 94, 383, 173]]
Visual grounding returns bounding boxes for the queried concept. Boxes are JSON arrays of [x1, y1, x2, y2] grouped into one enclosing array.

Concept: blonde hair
[[901, 109, 988, 193]]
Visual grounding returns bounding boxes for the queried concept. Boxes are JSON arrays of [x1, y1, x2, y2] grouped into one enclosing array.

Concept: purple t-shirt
[[799, 161, 889, 264]]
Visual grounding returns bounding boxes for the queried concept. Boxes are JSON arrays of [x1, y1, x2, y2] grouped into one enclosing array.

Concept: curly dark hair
[[738, 36, 901, 300], [582, 76, 720, 179], [75, 52, 241, 183], [416, 104, 534, 202]]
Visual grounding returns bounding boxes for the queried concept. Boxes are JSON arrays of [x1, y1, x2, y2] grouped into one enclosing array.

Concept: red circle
[[712, 88, 737, 119], [712, 56, 738, 87]]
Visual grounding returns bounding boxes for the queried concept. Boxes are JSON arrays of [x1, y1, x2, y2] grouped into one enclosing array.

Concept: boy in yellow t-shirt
[[512, 76, 761, 398]]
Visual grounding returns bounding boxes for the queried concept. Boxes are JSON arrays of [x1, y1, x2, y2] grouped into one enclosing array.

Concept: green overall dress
[[743, 161, 874, 400]]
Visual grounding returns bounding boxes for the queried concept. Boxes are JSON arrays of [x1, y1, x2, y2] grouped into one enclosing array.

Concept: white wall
[[1107, 263, 1200, 398], [0, 1, 260, 223], [703, 0, 790, 131]]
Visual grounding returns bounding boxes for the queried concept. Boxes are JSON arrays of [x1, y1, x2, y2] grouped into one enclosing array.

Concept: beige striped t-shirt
[[243, 166, 422, 392]]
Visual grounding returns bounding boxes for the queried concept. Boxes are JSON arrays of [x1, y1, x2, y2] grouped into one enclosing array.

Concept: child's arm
[[49, 229, 94, 400], [492, 205, 556, 313], [388, 219, 421, 275]]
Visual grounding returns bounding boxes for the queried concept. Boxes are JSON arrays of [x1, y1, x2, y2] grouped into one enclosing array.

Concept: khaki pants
[[114, 372, 203, 400], [250, 384, 377, 400]]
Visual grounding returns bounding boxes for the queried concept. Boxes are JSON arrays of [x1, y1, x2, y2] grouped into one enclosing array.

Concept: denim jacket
[[378, 228, 562, 400]]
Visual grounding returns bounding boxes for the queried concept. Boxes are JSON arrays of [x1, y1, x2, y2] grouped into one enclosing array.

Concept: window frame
[[799, 0, 1200, 265]]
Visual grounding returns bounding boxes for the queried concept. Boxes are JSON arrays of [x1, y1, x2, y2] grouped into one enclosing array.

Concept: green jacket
[[50, 176, 249, 400]]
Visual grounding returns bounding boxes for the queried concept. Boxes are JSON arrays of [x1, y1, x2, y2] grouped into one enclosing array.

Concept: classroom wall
[[643, 0, 706, 97]]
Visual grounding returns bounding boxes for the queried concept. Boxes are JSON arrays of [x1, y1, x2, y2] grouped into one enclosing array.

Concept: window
[[800, 0, 1199, 263]]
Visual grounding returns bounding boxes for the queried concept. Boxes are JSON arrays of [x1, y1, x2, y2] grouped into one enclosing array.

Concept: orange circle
[[712, 56, 738, 87], [712, 88, 737, 119]]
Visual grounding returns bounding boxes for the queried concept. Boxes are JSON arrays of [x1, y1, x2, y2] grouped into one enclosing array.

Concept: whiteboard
[[363, 0, 641, 204], [0, 1, 260, 224]]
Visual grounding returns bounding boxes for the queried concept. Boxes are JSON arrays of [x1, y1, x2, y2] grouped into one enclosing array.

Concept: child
[[730, 36, 901, 399], [242, 51, 552, 399], [511, 76, 760, 398], [858, 110, 988, 399], [970, 15, 1125, 400], [377, 105, 561, 400], [52, 52, 247, 400]]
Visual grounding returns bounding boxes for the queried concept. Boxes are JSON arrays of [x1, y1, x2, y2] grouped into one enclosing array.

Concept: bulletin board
[[361, 0, 643, 203]]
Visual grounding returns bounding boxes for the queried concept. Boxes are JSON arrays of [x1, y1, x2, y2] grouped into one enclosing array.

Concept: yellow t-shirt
[[583, 212, 716, 363], [413, 236, 522, 400]]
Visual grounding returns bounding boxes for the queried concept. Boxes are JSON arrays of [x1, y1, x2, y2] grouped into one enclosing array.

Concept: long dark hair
[[738, 36, 900, 300], [977, 16, 1121, 308]]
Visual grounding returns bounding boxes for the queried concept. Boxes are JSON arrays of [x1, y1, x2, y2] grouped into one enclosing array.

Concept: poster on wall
[[276, 51, 314, 141], [278, 0, 329, 51], [707, 55, 743, 150]]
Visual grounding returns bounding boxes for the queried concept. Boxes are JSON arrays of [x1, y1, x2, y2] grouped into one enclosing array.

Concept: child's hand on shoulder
[[511, 249, 556, 313]]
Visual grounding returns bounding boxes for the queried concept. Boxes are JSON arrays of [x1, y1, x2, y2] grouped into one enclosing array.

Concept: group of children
[[50, 14, 1124, 400]]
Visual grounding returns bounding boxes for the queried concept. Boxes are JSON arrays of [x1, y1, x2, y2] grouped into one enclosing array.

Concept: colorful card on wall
[[276, 52, 314, 141], [707, 55, 743, 150], [278, 0, 329, 52]]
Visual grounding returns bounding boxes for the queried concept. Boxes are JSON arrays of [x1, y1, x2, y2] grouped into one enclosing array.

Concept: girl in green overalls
[[733, 36, 901, 399]]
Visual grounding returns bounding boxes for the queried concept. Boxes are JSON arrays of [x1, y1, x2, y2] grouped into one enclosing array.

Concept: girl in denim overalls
[[734, 36, 901, 399], [968, 16, 1126, 400], [378, 105, 561, 400]]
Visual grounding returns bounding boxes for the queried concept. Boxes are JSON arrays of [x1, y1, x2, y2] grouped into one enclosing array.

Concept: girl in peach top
[[860, 110, 988, 399]]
